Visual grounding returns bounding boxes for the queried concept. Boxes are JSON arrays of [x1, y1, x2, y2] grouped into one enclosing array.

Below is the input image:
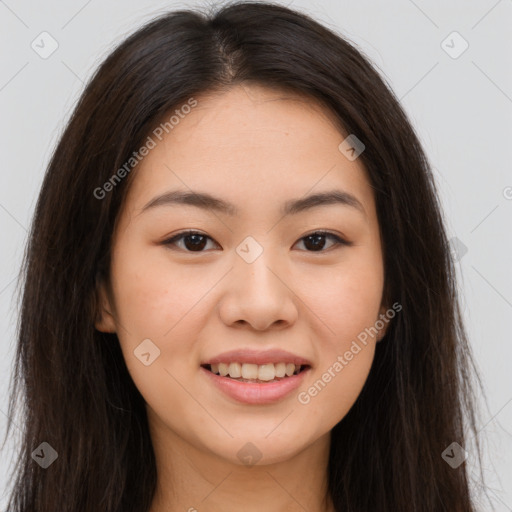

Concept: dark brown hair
[[4, 1, 486, 510]]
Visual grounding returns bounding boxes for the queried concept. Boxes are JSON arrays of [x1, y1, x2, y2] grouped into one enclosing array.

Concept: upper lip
[[201, 349, 312, 367]]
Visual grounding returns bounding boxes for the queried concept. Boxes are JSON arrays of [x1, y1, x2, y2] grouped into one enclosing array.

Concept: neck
[[147, 411, 335, 512]]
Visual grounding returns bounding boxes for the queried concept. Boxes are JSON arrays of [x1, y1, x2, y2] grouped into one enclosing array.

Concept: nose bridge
[[234, 234, 280, 294], [219, 234, 297, 330]]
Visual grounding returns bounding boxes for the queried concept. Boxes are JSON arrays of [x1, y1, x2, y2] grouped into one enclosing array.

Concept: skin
[[96, 83, 389, 512]]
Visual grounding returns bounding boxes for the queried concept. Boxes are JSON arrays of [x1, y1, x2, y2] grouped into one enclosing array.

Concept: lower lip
[[200, 366, 310, 405]]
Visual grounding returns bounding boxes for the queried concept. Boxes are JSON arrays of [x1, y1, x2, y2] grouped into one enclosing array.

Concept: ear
[[376, 304, 391, 342], [94, 278, 117, 333]]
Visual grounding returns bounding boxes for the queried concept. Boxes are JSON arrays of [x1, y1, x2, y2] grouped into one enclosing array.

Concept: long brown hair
[[4, 2, 485, 510]]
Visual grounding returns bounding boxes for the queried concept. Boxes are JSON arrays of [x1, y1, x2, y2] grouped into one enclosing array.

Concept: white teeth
[[258, 364, 275, 381], [207, 362, 304, 380], [274, 362, 286, 378], [285, 363, 295, 377], [228, 362, 242, 378], [241, 363, 259, 379]]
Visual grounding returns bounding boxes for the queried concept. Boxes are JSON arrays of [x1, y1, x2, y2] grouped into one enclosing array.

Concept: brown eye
[[294, 231, 350, 252], [163, 230, 351, 253], [162, 231, 218, 252]]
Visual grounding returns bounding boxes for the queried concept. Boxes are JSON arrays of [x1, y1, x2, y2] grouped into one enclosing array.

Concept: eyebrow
[[139, 189, 366, 218]]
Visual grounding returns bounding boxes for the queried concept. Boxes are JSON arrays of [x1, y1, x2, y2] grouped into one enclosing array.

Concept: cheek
[[298, 251, 384, 346], [108, 247, 207, 420], [298, 346, 375, 431], [109, 241, 222, 387], [296, 272, 380, 421], [110, 242, 206, 338], [293, 255, 382, 419]]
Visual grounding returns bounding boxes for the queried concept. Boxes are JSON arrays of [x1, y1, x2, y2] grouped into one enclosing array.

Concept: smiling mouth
[[201, 362, 310, 383]]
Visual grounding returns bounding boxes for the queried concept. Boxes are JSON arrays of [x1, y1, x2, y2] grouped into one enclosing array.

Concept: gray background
[[0, 0, 511, 509]]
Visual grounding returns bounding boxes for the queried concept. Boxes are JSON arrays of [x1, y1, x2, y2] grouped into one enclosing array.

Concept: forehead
[[122, 84, 376, 223]]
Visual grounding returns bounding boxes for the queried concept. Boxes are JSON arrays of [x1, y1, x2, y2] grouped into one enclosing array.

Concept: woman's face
[[96, 83, 388, 466]]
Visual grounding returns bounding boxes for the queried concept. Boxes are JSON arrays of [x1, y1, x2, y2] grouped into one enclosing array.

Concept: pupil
[[185, 234, 207, 251], [305, 234, 325, 251]]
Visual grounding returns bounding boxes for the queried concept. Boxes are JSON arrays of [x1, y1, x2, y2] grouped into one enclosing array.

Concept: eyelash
[[162, 230, 352, 253]]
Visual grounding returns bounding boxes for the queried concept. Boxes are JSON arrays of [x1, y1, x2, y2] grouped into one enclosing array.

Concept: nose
[[218, 246, 299, 331]]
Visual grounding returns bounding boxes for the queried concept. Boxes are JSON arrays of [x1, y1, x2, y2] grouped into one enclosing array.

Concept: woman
[[4, 2, 485, 510]]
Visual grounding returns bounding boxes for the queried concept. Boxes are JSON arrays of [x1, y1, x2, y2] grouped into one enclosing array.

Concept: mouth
[[200, 362, 311, 384]]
